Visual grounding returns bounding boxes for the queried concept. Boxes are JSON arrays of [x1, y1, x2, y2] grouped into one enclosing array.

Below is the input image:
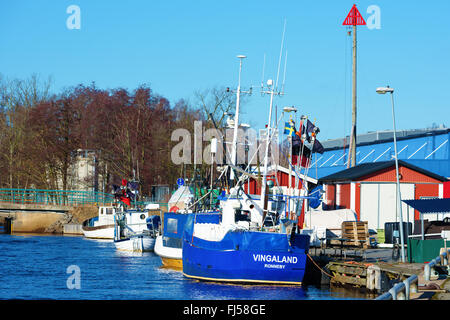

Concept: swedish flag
[[283, 120, 295, 136]]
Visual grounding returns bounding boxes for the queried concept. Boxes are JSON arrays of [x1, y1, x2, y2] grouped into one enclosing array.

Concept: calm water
[[0, 233, 364, 300]]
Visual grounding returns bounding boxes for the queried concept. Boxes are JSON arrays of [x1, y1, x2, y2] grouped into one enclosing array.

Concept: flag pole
[[343, 4, 365, 167], [350, 23, 357, 167]]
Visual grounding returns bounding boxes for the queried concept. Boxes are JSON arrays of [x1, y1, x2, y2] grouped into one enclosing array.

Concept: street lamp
[[376, 85, 406, 263]]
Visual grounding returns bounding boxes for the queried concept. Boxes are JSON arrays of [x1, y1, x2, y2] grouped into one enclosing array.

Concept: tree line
[[0, 74, 238, 197]]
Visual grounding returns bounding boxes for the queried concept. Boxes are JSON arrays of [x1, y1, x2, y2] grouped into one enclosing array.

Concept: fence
[[0, 188, 115, 206]]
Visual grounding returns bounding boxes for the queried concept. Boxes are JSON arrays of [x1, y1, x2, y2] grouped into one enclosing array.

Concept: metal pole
[[230, 56, 244, 180], [350, 24, 357, 167], [391, 91, 406, 262], [260, 85, 275, 217], [421, 212, 424, 240], [210, 152, 214, 210], [288, 134, 292, 217]]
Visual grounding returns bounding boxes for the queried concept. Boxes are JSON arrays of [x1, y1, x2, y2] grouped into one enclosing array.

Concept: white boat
[[155, 210, 221, 269], [114, 233, 156, 252], [153, 186, 192, 267], [154, 232, 183, 269], [113, 209, 160, 252], [82, 206, 117, 239]]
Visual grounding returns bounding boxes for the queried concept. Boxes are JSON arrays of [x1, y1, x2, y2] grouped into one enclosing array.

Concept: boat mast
[[260, 82, 275, 216], [260, 20, 287, 224], [229, 55, 246, 181]]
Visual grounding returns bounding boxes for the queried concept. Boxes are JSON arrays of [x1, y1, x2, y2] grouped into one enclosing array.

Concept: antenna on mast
[[260, 53, 266, 95], [281, 50, 288, 94], [275, 18, 287, 93]]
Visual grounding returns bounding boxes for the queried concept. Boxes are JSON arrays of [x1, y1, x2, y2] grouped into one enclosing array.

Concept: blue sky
[[0, 0, 449, 141]]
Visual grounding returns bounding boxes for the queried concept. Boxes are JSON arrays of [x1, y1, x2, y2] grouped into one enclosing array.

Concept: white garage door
[[360, 183, 415, 230]]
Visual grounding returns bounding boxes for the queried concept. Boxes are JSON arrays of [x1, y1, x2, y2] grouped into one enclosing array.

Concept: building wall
[[242, 171, 304, 196], [359, 166, 443, 184], [322, 164, 445, 225], [444, 181, 450, 198], [414, 183, 440, 220], [339, 184, 351, 209], [325, 184, 336, 209]]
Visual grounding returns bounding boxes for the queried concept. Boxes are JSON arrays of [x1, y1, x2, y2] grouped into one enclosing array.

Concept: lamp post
[[376, 86, 406, 263]]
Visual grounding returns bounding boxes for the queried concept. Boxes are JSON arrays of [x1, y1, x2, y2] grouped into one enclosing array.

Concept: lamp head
[[283, 106, 297, 113], [376, 86, 394, 94]]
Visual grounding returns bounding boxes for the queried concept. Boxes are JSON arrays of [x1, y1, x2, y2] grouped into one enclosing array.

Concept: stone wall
[[44, 205, 99, 234]]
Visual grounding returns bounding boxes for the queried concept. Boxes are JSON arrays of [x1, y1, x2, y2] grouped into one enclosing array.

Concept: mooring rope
[[306, 253, 333, 278]]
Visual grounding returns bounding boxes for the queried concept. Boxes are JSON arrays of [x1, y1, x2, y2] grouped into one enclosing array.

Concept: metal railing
[[376, 275, 418, 300], [424, 248, 450, 281], [0, 188, 115, 206], [377, 248, 450, 300]]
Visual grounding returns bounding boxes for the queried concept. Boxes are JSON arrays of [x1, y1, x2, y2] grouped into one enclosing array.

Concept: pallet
[[341, 221, 370, 248]]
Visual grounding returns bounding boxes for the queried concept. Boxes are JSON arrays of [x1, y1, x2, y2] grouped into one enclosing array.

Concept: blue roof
[[309, 131, 450, 179], [402, 198, 450, 214]]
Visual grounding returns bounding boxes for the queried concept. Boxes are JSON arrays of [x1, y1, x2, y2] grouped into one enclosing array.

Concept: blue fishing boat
[[182, 214, 310, 284], [181, 53, 314, 285]]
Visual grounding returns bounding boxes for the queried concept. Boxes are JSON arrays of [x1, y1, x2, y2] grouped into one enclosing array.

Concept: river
[[0, 233, 366, 300]]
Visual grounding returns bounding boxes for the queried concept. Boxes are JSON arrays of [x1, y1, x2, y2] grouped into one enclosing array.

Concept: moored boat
[[180, 54, 317, 285], [182, 192, 310, 285], [113, 210, 160, 252], [82, 206, 117, 239], [155, 211, 221, 269], [114, 233, 156, 252]]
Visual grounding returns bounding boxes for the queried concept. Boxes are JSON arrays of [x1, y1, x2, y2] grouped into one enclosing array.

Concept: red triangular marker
[[342, 4, 366, 26]]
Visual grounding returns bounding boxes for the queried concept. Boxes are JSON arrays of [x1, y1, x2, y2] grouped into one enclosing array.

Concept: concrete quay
[[0, 203, 97, 234]]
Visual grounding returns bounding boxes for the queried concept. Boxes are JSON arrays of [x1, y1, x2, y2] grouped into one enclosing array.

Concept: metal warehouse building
[[308, 126, 450, 180]]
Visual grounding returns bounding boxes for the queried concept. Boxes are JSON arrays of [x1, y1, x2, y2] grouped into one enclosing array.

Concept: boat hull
[[182, 226, 310, 285], [154, 235, 182, 269], [161, 257, 183, 269], [82, 225, 115, 239], [114, 235, 155, 252], [183, 243, 307, 285]]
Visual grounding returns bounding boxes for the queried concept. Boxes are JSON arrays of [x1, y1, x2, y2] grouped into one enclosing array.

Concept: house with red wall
[[319, 160, 448, 231]]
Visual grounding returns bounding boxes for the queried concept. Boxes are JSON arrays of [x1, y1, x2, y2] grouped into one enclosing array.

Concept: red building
[[242, 165, 318, 195], [319, 160, 448, 231]]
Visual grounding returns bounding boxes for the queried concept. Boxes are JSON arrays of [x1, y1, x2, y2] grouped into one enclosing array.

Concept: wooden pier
[[313, 248, 450, 300]]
